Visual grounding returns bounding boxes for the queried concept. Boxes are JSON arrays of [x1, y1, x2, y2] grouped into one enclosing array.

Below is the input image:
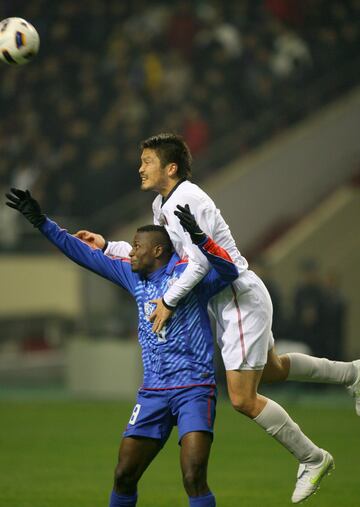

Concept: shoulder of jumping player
[[164, 181, 214, 211]]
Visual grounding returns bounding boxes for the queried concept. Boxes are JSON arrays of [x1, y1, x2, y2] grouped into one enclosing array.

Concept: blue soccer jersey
[[40, 218, 238, 389]]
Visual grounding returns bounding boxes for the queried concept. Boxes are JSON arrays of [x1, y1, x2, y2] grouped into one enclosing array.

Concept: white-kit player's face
[[139, 148, 169, 193]]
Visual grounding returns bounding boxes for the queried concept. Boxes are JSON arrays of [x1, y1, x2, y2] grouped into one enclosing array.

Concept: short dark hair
[[140, 133, 192, 179], [136, 225, 173, 255]]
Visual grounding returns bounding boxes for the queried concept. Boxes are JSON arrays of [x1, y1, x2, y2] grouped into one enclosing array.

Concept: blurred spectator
[[166, 0, 199, 59], [11, 162, 39, 192], [269, 24, 312, 80], [161, 51, 191, 103], [0, 186, 20, 249], [265, 0, 309, 27], [291, 258, 328, 356], [323, 269, 348, 360], [182, 106, 210, 156], [196, 8, 243, 59]]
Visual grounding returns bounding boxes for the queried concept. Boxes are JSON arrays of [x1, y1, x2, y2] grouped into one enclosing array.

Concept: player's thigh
[[123, 389, 173, 443], [171, 385, 217, 445], [116, 436, 162, 480]]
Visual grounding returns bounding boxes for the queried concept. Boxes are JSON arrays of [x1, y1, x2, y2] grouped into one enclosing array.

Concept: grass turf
[[0, 395, 359, 507]]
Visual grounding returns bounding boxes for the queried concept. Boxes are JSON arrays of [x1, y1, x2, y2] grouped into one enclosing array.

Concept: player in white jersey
[[76, 133, 360, 504]]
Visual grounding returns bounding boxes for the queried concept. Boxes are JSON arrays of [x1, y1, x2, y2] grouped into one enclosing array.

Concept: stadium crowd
[[1, 0, 360, 227]]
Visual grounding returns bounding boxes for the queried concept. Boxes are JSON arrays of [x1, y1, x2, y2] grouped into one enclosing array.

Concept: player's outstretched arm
[[5, 188, 136, 293]]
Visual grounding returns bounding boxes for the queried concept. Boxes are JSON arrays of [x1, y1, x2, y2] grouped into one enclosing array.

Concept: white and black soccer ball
[[0, 17, 40, 65]]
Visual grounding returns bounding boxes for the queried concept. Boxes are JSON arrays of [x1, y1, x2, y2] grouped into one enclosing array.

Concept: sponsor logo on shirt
[[144, 301, 156, 318], [144, 301, 168, 343]]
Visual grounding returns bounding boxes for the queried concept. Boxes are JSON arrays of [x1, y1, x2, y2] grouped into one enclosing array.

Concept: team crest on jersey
[[144, 301, 156, 318], [144, 301, 168, 343]]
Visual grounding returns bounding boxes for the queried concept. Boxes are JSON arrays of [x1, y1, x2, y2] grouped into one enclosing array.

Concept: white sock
[[287, 353, 356, 386], [254, 399, 323, 464]]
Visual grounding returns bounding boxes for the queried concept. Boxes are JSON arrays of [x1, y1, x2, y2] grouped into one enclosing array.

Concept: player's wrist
[[34, 214, 47, 229], [162, 297, 176, 310], [195, 233, 208, 246], [190, 231, 207, 245]]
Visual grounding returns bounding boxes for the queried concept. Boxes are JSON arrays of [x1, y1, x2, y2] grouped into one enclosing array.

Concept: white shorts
[[208, 270, 274, 371]]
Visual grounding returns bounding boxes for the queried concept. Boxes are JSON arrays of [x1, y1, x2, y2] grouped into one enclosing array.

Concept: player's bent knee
[[230, 395, 256, 417]]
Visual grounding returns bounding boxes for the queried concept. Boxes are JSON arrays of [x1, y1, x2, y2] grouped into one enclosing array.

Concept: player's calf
[[180, 431, 215, 505]]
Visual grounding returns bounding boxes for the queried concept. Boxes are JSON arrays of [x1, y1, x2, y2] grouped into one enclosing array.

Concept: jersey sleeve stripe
[[108, 256, 131, 262], [175, 259, 188, 266], [202, 237, 233, 262]]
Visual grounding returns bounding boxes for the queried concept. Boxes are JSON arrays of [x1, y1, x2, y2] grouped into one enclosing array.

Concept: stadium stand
[[1, 0, 360, 241]]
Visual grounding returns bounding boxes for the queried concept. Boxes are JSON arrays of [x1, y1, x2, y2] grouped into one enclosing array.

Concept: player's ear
[[167, 163, 178, 178], [153, 244, 164, 259]]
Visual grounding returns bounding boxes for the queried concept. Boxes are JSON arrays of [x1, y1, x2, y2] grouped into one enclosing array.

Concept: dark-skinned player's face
[[129, 232, 160, 274], [139, 148, 169, 192]]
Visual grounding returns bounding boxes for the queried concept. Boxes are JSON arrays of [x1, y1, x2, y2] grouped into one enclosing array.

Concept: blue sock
[[109, 490, 137, 507], [189, 492, 216, 507]]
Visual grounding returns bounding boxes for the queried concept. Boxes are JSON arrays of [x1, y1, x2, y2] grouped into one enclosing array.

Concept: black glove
[[174, 204, 206, 245], [5, 188, 46, 228]]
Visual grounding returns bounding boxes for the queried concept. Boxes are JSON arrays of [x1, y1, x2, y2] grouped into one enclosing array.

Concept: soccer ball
[[0, 17, 40, 65]]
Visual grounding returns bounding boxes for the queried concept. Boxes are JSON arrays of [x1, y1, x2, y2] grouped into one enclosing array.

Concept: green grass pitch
[[1, 395, 359, 507]]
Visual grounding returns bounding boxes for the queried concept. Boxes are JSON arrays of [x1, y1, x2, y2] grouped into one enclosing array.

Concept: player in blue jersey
[[6, 188, 239, 507]]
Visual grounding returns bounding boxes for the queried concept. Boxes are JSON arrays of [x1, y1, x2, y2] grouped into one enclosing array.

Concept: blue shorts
[[123, 385, 217, 445]]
